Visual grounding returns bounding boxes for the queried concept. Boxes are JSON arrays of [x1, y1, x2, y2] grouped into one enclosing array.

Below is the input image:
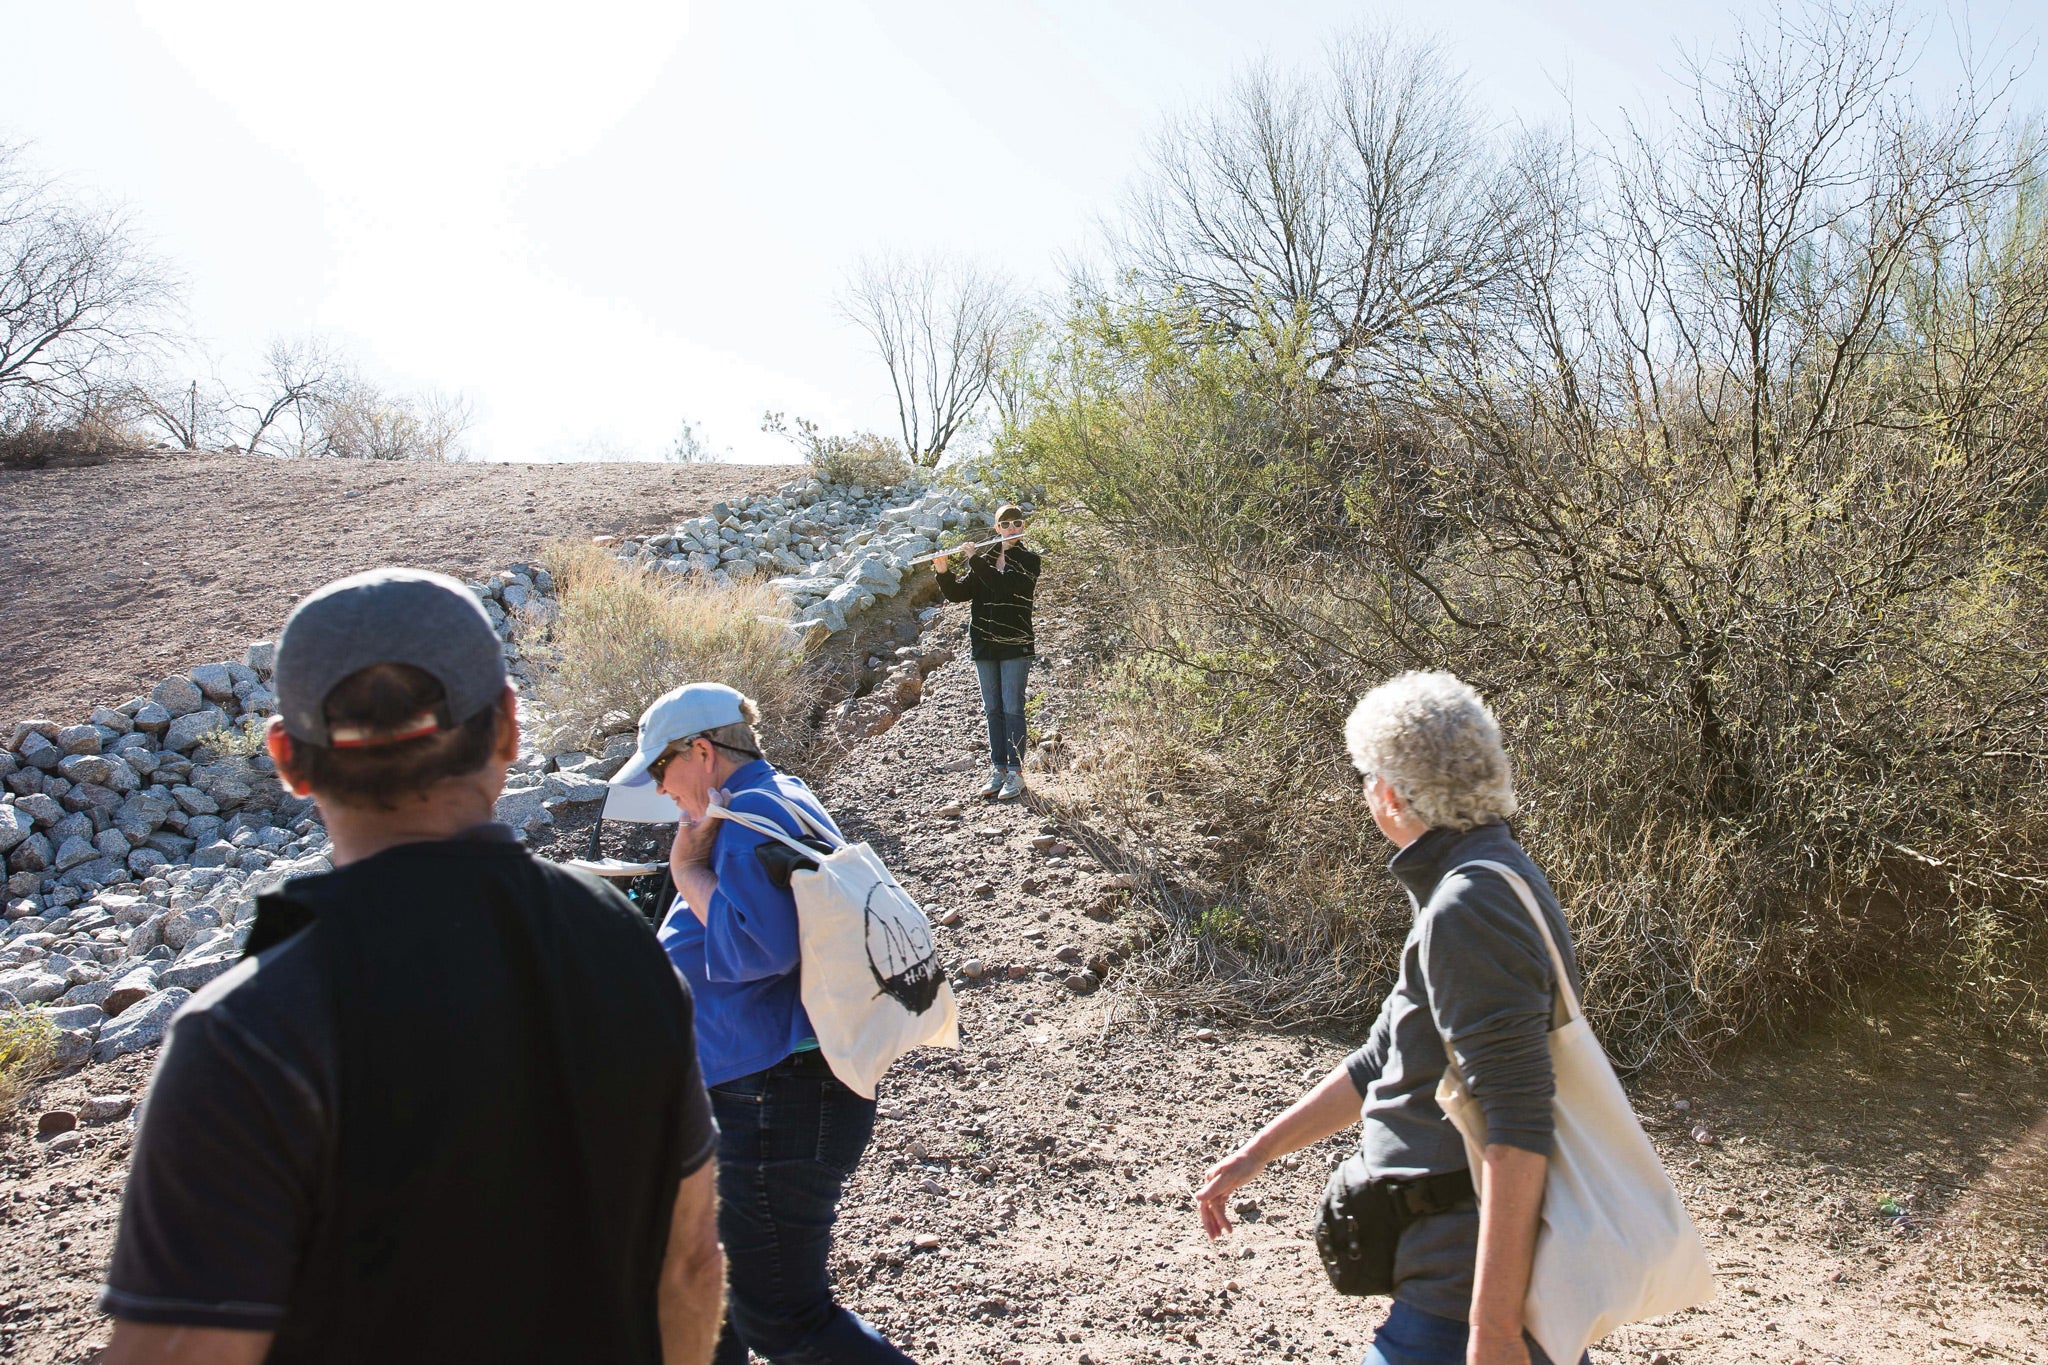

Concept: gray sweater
[[1341, 821, 1583, 1320]]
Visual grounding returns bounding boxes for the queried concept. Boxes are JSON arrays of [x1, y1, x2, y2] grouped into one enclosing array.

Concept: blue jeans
[[973, 656, 1031, 770], [709, 1051, 915, 1365], [1364, 1302, 1585, 1365]]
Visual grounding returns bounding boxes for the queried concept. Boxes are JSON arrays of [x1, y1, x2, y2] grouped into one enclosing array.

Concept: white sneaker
[[997, 768, 1025, 801], [977, 766, 1004, 798]]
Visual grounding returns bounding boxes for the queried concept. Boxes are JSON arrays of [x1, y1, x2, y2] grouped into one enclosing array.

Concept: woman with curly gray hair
[[1195, 672, 1588, 1365]]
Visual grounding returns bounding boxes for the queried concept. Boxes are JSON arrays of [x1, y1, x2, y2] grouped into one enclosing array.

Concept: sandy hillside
[[0, 452, 790, 728]]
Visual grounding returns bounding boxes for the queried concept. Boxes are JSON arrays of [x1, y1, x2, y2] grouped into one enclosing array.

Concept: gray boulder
[[57, 857, 126, 889], [54, 834, 98, 872], [11, 833, 51, 873], [191, 762, 256, 809], [18, 731, 61, 772], [191, 841, 236, 869], [540, 771, 608, 806], [53, 1027, 97, 1069], [7, 720, 60, 751], [58, 978, 117, 1008], [150, 675, 205, 718], [94, 829, 131, 861], [132, 702, 172, 734], [161, 944, 240, 992], [92, 987, 193, 1062], [99, 755, 142, 794], [0, 969, 65, 1003], [189, 662, 237, 703], [128, 849, 169, 877], [163, 709, 229, 753], [127, 912, 166, 955], [245, 640, 277, 674], [113, 790, 173, 841], [62, 783, 121, 816], [57, 725, 102, 756], [15, 792, 63, 828], [0, 805, 29, 854], [89, 706, 134, 735], [44, 1003, 106, 1032], [170, 784, 219, 816], [50, 810, 93, 845], [494, 785, 553, 837], [57, 754, 114, 787]]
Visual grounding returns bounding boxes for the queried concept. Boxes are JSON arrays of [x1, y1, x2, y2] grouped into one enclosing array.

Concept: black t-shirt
[[101, 826, 716, 1356], [936, 541, 1040, 660]]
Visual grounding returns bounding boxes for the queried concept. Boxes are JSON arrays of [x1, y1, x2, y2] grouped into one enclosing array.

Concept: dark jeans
[[973, 656, 1031, 770], [709, 1051, 915, 1365], [1364, 1301, 1586, 1365]]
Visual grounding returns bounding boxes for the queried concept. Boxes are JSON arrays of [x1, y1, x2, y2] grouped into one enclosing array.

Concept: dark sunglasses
[[649, 734, 763, 784], [647, 742, 689, 785]]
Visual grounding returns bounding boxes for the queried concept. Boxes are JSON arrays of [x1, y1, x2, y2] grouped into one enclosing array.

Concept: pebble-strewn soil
[[0, 452, 790, 727], [3, 529, 2045, 1364]]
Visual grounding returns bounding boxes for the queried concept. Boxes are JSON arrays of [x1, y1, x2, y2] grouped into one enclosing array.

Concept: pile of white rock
[[607, 470, 1008, 646], [0, 566, 566, 1074]]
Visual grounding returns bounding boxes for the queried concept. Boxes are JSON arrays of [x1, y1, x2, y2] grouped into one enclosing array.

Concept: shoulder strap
[[704, 791, 846, 854], [751, 790, 846, 849], [703, 798, 817, 857], [1445, 859, 1583, 1025]]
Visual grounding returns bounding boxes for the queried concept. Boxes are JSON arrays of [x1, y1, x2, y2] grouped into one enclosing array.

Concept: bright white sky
[[1, 1, 2038, 462]]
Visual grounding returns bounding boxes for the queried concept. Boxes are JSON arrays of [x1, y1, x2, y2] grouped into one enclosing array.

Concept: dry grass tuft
[[0, 1010, 57, 1124], [524, 540, 813, 761]]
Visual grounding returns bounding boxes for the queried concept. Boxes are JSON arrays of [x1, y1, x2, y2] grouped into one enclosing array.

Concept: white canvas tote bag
[[707, 792, 960, 1098], [1435, 860, 1716, 1365]]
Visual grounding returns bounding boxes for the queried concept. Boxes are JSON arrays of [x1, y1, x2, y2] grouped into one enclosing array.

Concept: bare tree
[[840, 252, 1017, 467], [0, 141, 175, 417], [236, 336, 347, 457], [126, 368, 233, 450], [1109, 28, 1531, 391]]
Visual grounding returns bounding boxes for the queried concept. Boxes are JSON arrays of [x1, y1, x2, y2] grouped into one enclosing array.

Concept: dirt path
[[0, 452, 789, 727], [4, 574, 2045, 1363]]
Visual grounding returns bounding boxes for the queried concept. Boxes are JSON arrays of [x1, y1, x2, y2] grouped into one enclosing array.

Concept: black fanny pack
[[1314, 1156, 1475, 1297]]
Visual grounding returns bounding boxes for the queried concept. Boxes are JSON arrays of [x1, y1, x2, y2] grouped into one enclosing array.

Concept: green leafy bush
[[1017, 13, 2048, 1065]]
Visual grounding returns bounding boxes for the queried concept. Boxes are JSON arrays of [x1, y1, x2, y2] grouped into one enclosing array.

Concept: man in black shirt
[[99, 568, 723, 1365]]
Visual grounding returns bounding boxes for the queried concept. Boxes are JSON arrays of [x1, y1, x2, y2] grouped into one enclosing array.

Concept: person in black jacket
[[933, 503, 1039, 800]]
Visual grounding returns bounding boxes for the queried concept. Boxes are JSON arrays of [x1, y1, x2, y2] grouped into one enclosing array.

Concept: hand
[[1467, 1325, 1531, 1365], [669, 811, 719, 873], [931, 555, 949, 574], [1194, 1144, 1268, 1239]]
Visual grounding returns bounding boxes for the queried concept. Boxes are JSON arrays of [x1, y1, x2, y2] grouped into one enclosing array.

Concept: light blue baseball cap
[[611, 682, 754, 788]]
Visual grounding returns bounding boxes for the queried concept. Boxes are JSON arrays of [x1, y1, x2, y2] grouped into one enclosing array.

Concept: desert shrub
[[527, 541, 811, 761], [317, 380, 471, 461], [762, 412, 910, 488], [0, 1009, 57, 1123], [0, 390, 148, 469], [1020, 11, 2048, 1066]]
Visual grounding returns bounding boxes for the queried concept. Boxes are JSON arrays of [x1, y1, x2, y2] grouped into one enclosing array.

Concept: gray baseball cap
[[272, 568, 508, 747]]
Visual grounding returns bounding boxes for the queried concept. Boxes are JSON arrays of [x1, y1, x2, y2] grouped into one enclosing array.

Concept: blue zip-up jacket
[[656, 760, 839, 1087]]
